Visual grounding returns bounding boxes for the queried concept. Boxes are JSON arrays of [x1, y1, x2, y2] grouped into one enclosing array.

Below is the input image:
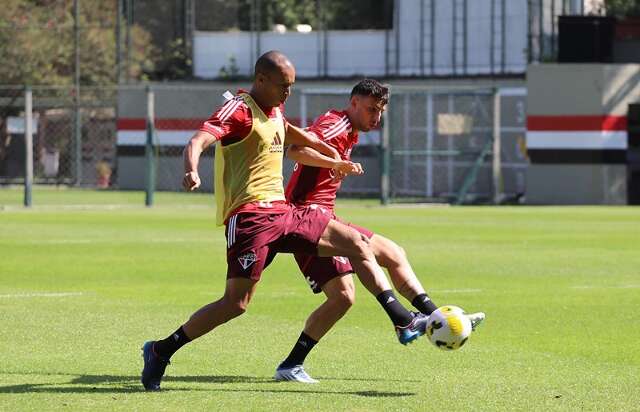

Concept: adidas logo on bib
[[270, 132, 283, 153]]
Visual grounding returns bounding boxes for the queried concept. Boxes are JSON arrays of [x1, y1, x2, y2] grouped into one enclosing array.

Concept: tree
[[0, 0, 155, 86], [195, 0, 392, 32], [604, 0, 640, 17]]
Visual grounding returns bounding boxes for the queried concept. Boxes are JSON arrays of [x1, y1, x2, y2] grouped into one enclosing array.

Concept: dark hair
[[350, 79, 389, 105]]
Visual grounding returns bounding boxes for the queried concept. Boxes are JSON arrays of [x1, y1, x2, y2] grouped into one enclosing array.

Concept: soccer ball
[[426, 305, 472, 350]]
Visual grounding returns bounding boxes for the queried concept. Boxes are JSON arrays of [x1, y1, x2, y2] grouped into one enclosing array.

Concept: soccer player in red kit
[[274, 79, 485, 383], [141, 54, 430, 391]]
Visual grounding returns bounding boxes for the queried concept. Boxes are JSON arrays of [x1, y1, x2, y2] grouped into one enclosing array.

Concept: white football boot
[[465, 312, 486, 331], [274, 365, 319, 384]]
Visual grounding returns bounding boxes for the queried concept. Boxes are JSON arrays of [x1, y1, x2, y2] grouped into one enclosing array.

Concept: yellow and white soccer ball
[[426, 305, 472, 350]]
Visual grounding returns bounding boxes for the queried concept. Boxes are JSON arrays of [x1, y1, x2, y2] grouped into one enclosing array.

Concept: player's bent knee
[[222, 297, 249, 317], [377, 241, 406, 268], [329, 289, 355, 311], [340, 287, 356, 307], [351, 234, 375, 261]]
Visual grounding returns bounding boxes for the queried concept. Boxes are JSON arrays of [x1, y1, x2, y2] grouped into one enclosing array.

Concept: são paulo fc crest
[[238, 252, 258, 270]]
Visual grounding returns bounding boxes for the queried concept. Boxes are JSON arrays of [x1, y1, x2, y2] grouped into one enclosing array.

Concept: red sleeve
[[199, 97, 252, 142], [307, 112, 348, 142]]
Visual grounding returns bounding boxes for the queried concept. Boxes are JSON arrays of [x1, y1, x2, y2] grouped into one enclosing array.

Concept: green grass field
[[1, 188, 639, 411]]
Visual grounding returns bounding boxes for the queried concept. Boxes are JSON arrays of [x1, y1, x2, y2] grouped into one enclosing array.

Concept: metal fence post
[[74, 0, 82, 186], [492, 88, 503, 204], [145, 86, 156, 207], [24, 87, 33, 207], [381, 108, 391, 205], [300, 91, 308, 128]]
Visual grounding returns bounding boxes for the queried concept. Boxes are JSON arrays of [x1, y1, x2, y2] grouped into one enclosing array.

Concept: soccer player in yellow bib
[[141, 51, 430, 391]]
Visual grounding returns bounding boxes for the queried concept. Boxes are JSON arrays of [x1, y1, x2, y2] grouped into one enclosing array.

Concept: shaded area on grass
[[0, 374, 416, 398]]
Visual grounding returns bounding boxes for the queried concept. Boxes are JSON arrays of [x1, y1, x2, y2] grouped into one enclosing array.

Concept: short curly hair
[[350, 79, 389, 105]]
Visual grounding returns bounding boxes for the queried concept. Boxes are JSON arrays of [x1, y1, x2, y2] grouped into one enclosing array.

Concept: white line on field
[[27, 239, 94, 245], [21, 238, 210, 245], [1, 204, 214, 211], [0, 292, 84, 298]]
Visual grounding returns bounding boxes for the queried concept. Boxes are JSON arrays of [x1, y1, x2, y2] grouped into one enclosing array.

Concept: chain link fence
[[0, 86, 117, 189], [300, 87, 527, 204], [388, 90, 497, 203], [1, 84, 526, 207]]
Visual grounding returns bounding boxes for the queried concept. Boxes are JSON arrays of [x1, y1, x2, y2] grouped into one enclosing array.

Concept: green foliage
[[198, 0, 392, 32], [148, 38, 193, 81], [218, 55, 241, 80], [0, 0, 155, 85], [604, 0, 640, 17]]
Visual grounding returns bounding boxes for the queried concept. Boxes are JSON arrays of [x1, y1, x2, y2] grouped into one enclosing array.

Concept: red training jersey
[[199, 90, 290, 218], [285, 109, 358, 210]]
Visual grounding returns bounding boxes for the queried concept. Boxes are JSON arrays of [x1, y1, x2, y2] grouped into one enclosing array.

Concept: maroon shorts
[[225, 205, 332, 281], [293, 209, 375, 294]]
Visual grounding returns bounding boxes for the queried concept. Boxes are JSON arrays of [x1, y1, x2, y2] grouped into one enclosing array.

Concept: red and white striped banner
[[117, 118, 205, 146], [526, 115, 628, 149]]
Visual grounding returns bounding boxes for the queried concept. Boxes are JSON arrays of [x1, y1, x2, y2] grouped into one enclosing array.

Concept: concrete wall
[[526, 63, 640, 204], [526, 164, 627, 204]]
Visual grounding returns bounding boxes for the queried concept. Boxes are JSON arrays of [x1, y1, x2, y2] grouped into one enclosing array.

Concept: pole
[[125, 0, 132, 83], [419, 0, 425, 76], [463, 0, 468, 75], [492, 89, 503, 204], [74, 0, 82, 186], [394, 0, 400, 75], [538, 0, 544, 60], [501, 0, 507, 73], [491, 0, 496, 72], [381, 105, 391, 205], [527, 0, 532, 63], [24, 87, 33, 207], [145, 86, 156, 207], [430, 0, 435, 75], [300, 92, 308, 128], [316, 0, 322, 77], [116, 0, 122, 83], [256, 0, 261, 59]]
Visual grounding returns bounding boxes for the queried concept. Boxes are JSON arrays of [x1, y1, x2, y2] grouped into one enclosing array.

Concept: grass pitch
[[1, 188, 639, 411]]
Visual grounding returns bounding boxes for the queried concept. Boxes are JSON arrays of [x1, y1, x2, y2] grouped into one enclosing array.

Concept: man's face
[[257, 64, 295, 107], [351, 95, 386, 132]]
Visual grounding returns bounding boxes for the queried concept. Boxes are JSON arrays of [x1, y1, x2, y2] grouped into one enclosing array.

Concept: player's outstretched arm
[[182, 130, 216, 191], [287, 145, 364, 177], [284, 123, 340, 160]]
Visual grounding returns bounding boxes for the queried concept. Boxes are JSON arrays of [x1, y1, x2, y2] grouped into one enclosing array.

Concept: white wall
[[193, 0, 528, 79], [326, 31, 386, 76], [194, 31, 252, 78]]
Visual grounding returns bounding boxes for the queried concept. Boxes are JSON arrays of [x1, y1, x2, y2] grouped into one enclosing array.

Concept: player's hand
[[331, 160, 364, 181], [183, 171, 201, 191], [330, 169, 348, 182], [350, 162, 364, 175]]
